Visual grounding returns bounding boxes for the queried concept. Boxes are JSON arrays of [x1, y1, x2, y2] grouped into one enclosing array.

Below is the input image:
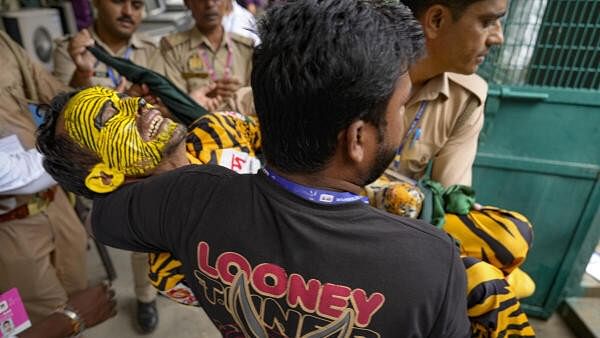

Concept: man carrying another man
[[37, 0, 472, 336]]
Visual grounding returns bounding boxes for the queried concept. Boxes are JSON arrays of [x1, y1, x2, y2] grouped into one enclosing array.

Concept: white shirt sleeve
[[0, 136, 56, 195], [222, 2, 261, 46]]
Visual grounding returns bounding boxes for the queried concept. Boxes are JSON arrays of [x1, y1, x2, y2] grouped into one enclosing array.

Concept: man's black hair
[[402, 0, 484, 19], [252, 0, 424, 174], [36, 92, 104, 199]]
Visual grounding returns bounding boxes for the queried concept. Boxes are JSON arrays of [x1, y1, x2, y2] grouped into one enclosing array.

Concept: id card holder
[[0, 288, 31, 337]]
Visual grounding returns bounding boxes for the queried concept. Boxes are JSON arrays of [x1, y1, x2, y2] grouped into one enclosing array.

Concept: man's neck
[[409, 56, 445, 85], [200, 25, 224, 50], [94, 23, 130, 54], [152, 142, 191, 176], [267, 165, 365, 196]]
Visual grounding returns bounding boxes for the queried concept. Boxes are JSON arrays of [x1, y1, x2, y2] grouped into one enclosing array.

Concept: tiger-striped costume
[[445, 207, 536, 337], [446, 207, 533, 275], [186, 111, 261, 173], [464, 257, 535, 338]]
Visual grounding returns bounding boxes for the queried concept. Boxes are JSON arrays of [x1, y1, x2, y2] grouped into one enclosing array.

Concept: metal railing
[[478, 0, 600, 90]]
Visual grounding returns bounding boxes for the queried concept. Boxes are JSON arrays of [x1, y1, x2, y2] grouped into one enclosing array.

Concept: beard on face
[[363, 140, 397, 186], [161, 123, 188, 157], [359, 121, 398, 186]]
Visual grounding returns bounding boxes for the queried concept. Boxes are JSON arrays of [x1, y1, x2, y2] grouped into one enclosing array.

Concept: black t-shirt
[[92, 165, 470, 337]]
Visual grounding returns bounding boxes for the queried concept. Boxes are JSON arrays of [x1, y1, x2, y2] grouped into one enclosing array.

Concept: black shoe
[[136, 300, 158, 334]]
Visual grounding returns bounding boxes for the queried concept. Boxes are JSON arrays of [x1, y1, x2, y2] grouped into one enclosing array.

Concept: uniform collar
[[406, 72, 449, 107], [189, 25, 231, 53], [89, 25, 144, 55], [129, 33, 144, 49]]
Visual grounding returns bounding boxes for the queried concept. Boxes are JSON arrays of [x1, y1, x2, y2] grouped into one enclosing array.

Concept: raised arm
[[91, 166, 229, 254]]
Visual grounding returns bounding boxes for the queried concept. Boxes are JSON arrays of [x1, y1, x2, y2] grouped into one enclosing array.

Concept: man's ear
[[85, 163, 125, 193], [421, 5, 451, 40], [344, 119, 367, 164]]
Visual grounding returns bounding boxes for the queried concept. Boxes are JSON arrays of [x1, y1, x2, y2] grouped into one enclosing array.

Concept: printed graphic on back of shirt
[[196, 241, 386, 337]]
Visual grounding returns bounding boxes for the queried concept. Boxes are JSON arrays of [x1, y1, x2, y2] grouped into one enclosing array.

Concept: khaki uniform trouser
[[0, 187, 87, 323], [131, 251, 156, 303]]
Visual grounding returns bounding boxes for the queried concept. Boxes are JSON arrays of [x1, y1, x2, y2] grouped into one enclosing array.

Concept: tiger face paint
[[63, 86, 181, 176]]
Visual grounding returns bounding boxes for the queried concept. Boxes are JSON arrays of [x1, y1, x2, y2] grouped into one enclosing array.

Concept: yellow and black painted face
[[63, 86, 179, 176]]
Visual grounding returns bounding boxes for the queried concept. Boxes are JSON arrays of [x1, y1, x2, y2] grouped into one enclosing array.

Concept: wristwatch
[[54, 304, 86, 337]]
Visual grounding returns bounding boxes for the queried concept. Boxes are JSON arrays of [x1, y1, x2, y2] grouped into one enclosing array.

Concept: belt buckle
[[26, 189, 54, 216], [27, 195, 45, 216]]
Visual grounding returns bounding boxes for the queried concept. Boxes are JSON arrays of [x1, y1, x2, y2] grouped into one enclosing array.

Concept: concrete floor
[[85, 245, 578, 338], [86, 245, 220, 338]]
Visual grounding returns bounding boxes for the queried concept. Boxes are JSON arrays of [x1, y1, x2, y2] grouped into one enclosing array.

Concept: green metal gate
[[474, 0, 600, 318]]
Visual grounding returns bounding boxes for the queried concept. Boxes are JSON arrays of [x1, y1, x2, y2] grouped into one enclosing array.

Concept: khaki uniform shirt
[[53, 27, 164, 87], [160, 26, 253, 94], [0, 30, 67, 207], [0, 32, 88, 319], [392, 72, 487, 187], [0, 31, 68, 148]]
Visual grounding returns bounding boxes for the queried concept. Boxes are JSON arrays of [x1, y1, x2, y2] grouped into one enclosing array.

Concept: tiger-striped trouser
[[445, 207, 534, 275], [445, 207, 536, 337], [464, 257, 535, 337]]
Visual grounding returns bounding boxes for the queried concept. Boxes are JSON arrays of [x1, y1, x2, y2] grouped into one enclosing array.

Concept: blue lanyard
[[106, 47, 133, 87], [262, 167, 369, 205], [394, 101, 428, 169]]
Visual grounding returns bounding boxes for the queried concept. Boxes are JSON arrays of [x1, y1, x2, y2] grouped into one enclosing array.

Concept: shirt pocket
[[399, 141, 436, 178]]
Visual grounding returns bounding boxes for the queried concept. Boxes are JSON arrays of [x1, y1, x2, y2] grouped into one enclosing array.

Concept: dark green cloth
[[418, 179, 476, 228], [87, 45, 208, 125]]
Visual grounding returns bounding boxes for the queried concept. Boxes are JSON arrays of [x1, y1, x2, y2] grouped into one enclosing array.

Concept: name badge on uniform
[[183, 54, 209, 79], [93, 70, 109, 78], [188, 54, 205, 71]]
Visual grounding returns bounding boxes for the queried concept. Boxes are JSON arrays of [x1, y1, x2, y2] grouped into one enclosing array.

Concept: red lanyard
[[197, 35, 233, 81]]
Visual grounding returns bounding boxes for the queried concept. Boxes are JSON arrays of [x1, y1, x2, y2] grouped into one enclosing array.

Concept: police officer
[[160, 0, 254, 111], [395, 0, 505, 187], [389, 1, 536, 337], [52, 0, 163, 333], [0, 30, 89, 326], [53, 0, 165, 89]]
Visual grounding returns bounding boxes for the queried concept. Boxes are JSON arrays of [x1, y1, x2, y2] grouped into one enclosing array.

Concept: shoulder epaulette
[[160, 30, 189, 50], [230, 33, 254, 48], [137, 34, 159, 48], [447, 72, 488, 105]]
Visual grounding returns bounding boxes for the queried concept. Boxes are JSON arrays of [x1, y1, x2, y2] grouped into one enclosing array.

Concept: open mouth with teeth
[[138, 107, 172, 142], [147, 114, 164, 140]]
